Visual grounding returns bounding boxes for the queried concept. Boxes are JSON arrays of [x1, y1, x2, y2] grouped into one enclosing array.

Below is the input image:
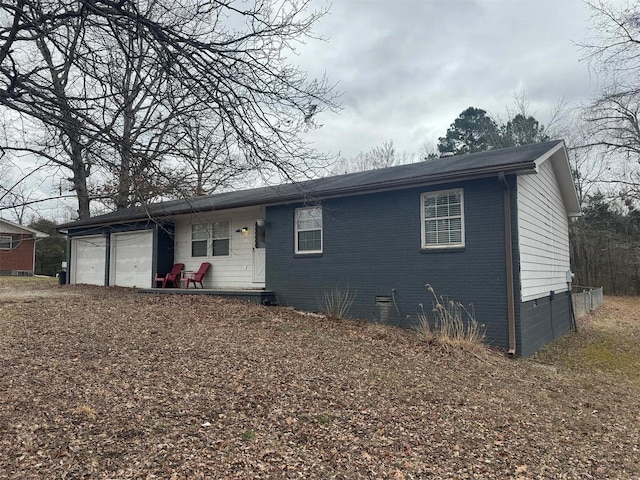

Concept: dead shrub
[[73, 404, 97, 420], [319, 285, 356, 319], [415, 284, 485, 352]]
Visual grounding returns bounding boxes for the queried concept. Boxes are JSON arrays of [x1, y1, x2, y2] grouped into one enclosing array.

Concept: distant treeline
[[570, 195, 640, 296]]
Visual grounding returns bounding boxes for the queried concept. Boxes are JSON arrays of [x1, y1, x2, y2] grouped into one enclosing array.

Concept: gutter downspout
[[499, 172, 517, 356]]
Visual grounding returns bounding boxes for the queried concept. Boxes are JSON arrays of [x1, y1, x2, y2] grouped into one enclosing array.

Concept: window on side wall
[[295, 206, 322, 254], [0, 235, 13, 249], [421, 189, 464, 248], [0, 235, 19, 250], [191, 224, 209, 257], [211, 220, 230, 256]]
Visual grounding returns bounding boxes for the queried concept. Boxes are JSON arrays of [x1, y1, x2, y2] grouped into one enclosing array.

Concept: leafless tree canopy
[[582, 0, 640, 201], [0, 0, 339, 219], [332, 141, 414, 175], [582, 1, 640, 84]]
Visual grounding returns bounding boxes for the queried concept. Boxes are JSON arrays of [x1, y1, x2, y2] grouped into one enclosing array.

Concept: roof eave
[[281, 162, 537, 202], [545, 142, 582, 216], [58, 161, 539, 231], [0, 217, 49, 237]]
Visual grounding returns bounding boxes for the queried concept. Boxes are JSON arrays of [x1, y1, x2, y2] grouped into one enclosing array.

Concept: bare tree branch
[[0, 0, 340, 219]]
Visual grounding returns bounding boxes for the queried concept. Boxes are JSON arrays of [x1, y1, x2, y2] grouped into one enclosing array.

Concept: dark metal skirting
[[138, 288, 277, 306]]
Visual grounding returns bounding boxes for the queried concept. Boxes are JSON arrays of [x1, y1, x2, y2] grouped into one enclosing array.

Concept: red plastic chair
[[186, 262, 211, 289], [154, 263, 184, 288]]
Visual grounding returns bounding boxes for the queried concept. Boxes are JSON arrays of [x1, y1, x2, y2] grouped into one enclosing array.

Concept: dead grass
[[73, 405, 98, 420], [0, 278, 639, 479], [0, 275, 56, 286], [319, 284, 356, 319], [415, 284, 485, 352], [534, 295, 640, 385]]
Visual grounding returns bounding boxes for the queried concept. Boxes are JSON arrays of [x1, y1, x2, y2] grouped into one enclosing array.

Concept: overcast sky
[[2, 0, 615, 222], [298, 0, 605, 159]]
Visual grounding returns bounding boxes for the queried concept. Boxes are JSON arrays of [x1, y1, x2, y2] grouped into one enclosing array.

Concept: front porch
[[139, 287, 277, 306]]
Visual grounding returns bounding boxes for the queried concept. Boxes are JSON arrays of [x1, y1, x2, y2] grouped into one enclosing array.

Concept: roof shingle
[[58, 140, 565, 230]]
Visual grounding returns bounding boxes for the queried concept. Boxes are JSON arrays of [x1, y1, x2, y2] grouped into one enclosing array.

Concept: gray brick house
[[59, 140, 581, 356]]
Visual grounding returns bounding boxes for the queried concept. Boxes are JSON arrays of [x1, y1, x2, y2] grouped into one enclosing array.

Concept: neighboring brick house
[[0, 218, 48, 276], [59, 140, 581, 356]]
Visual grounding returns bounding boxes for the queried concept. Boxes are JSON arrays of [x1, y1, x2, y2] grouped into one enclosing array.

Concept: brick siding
[[0, 233, 35, 274], [266, 176, 517, 350], [519, 291, 573, 357]]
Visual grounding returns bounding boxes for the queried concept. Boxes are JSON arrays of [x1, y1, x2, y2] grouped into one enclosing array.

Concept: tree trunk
[[115, 101, 134, 210], [70, 142, 91, 220]]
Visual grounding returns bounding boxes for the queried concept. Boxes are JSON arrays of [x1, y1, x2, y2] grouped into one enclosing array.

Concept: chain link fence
[[572, 286, 604, 318]]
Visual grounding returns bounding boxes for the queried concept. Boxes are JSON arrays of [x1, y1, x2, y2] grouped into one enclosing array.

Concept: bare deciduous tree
[[0, 160, 39, 223], [1, 3, 97, 218], [581, 1, 640, 201], [333, 140, 415, 175], [495, 91, 567, 148], [1, 0, 339, 219], [168, 113, 257, 197], [417, 140, 439, 160]]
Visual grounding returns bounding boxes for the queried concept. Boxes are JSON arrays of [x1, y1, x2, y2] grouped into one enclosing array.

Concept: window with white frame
[[295, 206, 322, 253], [0, 235, 14, 250], [211, 221, 230, 256], [191, 224, 209, 257], [421, 189, 464, 248]]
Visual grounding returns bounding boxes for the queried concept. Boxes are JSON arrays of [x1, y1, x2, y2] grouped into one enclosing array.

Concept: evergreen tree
[[437, 107, 500, 155], [29, 219, 66, 277], [437, 105, 553, 156], [500, 114, 550, 147]]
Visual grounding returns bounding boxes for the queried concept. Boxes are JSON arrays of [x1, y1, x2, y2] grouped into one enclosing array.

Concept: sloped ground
[[0, 279, 638, 479]]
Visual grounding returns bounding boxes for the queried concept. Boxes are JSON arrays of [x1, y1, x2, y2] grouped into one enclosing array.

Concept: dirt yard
[[0, 278, 638, 479]]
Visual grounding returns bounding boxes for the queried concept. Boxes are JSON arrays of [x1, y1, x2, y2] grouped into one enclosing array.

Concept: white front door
[[252, 219, 266, 283], [71, 235, 107, 285], [110, 230, 154, 288]]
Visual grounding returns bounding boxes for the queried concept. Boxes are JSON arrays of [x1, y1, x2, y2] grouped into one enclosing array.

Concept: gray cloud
[[300, 0, 603, 159]]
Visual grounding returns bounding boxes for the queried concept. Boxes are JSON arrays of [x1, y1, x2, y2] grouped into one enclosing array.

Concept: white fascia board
[[532, 141, 582, 217], [0, 217, 49, 237], [532, 141, 565, 171]]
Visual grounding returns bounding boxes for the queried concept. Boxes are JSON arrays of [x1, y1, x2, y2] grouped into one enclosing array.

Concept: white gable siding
[[173, 206, 265, 288], [517, 160, 570, 302]]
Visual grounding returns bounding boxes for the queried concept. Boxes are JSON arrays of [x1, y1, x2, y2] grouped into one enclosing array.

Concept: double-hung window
[[191, 224, 209, 257], [421, 189, 464, 248], [191, 221, 231, 257], [211, 221, 230, 256], [295, 206, 322, 253]]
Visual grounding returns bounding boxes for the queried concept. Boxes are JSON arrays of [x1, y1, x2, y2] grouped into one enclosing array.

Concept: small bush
[[73, 404, 97, 420], [319, 285, 356, 319], [415, 284, 485, 352]]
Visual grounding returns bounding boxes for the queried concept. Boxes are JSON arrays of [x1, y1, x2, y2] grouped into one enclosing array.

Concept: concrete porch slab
[[139, 287, 277, 306]]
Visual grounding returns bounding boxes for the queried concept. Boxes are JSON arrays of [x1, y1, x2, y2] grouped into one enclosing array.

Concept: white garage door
[[110, 230, 153, 288], [71, 235, 107, 285]]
